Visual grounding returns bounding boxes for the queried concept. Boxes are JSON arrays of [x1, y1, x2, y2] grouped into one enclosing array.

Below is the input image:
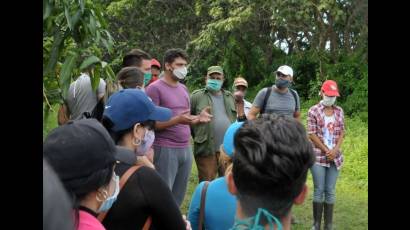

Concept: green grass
[[43, 104, 368, 229]]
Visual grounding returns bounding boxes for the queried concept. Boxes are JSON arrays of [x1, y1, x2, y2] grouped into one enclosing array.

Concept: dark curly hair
[[232, 114, 315, 219]]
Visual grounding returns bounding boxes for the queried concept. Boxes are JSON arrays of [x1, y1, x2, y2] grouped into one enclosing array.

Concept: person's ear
[[226, 171, 238, 195], [165, 63, 172, 71], [294, 184, 308, 205], [132, 123, 145, 141]]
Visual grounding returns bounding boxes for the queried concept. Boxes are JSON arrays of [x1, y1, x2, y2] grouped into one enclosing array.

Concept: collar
[[79, 206, 98, 217]]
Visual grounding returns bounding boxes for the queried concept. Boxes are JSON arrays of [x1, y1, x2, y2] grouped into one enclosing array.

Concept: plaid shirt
[[307, 102, 345, 170]]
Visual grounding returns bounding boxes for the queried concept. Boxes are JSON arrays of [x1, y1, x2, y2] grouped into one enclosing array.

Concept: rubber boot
[[311, 202, 323, 230], [323, 203, 334, 230]]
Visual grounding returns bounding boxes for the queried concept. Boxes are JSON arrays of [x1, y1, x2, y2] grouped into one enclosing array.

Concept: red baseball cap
[[321, 80, 340, 97], [151, 58, 161, 68]]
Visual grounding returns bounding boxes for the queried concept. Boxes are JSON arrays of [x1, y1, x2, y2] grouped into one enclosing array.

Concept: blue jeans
[[311, 163, 340, 204]]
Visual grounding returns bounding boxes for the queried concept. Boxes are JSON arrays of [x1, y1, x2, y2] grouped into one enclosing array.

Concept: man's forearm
[[155, 116, 180, 130]]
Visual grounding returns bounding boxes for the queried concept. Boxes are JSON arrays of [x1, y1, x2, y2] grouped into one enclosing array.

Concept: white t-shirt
[[323, 114, 336, 149], [244, 99, 252, 116]]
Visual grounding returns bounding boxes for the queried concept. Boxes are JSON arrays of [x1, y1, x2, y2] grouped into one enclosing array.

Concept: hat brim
[[148, 105, 172, 122], [234, 83, 248, 87], [324, 91, 340, 97], [208, 71, 223, 75]]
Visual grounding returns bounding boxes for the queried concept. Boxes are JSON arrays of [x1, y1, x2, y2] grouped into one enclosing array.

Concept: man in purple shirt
[[146, 48, 211, 206]]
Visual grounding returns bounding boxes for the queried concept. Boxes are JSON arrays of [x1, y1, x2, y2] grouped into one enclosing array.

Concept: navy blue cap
[[222, 121, 244, 157], [103, 89, 172, 132]]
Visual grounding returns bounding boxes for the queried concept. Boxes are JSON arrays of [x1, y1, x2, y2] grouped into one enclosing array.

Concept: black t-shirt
[[102, 147, 185, 230]]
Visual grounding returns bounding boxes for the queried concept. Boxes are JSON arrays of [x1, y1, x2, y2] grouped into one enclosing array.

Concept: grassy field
[[44, 105, 368, 229]]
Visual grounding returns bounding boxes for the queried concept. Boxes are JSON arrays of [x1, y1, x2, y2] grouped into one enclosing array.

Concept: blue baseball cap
[[103, 89, 172, 132], [222, 121, 244, 157]]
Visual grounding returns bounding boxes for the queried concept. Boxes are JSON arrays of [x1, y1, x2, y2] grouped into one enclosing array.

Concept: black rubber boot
[[311, 202, 323, 230], [323, 203, 334, 230]]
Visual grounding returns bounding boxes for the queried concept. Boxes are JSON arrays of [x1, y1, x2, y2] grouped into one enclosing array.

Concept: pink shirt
[[146, 79, 191, 148], [78, 210, 106, 230]]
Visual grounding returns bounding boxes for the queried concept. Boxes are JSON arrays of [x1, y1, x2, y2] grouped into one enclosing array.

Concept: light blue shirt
[[188, 177, 237, 230]]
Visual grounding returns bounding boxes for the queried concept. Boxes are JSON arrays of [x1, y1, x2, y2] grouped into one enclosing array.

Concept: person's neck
[[118, 135, 137, 152], [274, 85, 288, 94], [235, 202, 291, 230], [79, 196, 100, 214], [163, 72, 179, 86], [209, 89, 222, 96]]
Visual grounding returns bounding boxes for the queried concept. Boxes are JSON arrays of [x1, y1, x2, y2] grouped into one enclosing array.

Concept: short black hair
[[232, 114, 315, 219], [116, 67, 144, 89], [163, 48, 188, 65], [122, 49, 152, 68]]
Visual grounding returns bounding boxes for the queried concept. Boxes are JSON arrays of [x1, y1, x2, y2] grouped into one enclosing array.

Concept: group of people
[[45, 47, 345, 230]]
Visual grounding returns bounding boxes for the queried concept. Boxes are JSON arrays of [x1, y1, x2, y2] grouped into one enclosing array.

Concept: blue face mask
[[144, 72, 152, 86], [206, 79, 223, 92], [231, 208, 282, 230], [275, 78, 290, 89], [98, 173, 120, 213]]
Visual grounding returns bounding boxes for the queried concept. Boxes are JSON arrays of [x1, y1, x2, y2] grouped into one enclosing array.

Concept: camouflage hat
[[207, 66, 224, 75]]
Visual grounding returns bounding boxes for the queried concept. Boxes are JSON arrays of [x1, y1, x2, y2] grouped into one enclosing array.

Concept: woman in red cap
[[307, 80, 345, 230]]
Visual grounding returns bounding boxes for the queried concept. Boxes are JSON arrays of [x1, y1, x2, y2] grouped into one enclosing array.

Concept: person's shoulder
[[308, 103, 321, 112], [194, 180, 209, 193], [259, 87, 269, 93], [191, 88, 206, 95], [334, 105, 344, 113], [289, 88, 299, 96], [145, 80, 162, 93], [223, 90, 233, 95], [191, 88, 206, 98], [147, 79, 162, 88]]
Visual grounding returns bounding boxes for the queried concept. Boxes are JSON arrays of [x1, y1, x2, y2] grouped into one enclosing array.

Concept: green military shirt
[[190, 88, 237, 157]]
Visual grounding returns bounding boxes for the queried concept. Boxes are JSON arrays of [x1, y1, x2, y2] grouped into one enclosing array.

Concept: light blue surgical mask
[[206, 79, 223, 92], [143, 72, 152, 86], [98, 173, 120, 213], [230, 208, 282, 230]]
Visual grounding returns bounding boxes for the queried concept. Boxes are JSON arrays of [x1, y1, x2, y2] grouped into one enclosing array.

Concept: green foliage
[[43, 0, 116, 113]]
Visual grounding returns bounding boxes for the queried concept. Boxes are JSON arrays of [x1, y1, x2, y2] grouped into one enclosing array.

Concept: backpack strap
[[198, 181, 210, 230], [98, 165, 152, 230], [288, 88, 298, 111], [260, 87, 272, 115]]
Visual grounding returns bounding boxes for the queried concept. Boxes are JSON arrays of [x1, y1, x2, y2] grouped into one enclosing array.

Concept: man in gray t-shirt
[[248, 65, 301, 120], [65, 73, 106, 120]]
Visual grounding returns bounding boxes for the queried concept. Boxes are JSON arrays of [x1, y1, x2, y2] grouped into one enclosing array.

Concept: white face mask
[[322, 95, 336, 106], [172, 67, 188, 80]]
